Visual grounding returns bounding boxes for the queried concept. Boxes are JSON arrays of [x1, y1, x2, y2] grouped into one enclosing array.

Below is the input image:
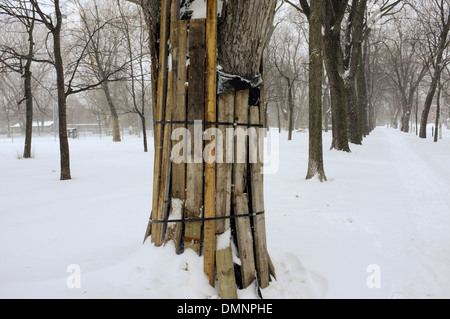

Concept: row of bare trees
[[262, 0, 450, 181], [0, 0, 152, 179]]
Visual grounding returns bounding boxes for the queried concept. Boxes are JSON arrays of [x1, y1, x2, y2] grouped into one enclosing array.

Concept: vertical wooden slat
[[216, 232, 238, 299], [249, 105, 270, 289], [204, 0, 218, 287], [233, 89, 256, 289], [215, 92, 234, 234], [185, 19, 206, 255], [153, 0, 179, 246], [216, 91, 237, 299], [165, 19, 188, 252], [147, 0, 171, 244]]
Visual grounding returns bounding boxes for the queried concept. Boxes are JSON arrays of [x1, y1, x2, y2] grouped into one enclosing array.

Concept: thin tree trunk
[[287, 83, 294, 141], [53, 1, 71, 181], [23, 62, 33, 158], [23, 18, 35, 159], [101, 82, 121, 142], [140, 115, 148, 152], [435, 80, 441, 143], [420, 72, 441, 138]]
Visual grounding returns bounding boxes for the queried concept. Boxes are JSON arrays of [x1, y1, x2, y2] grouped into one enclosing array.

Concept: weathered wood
[[153, 0, 179, 246], [216, 91, 234, 234], [204, 0, 218, 287], [185, 19, 206, 255], [215, 91, 236, 298], [164, 19, 188, 251], [216, 231, 238, 299], [233, 89, 256, 289], [148, 0, 171, 244], [235, 194, 256, 289], [249, 105, 270, 289]]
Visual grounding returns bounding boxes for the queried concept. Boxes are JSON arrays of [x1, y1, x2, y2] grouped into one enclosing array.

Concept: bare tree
[[293, 0, 327, 181], [0, 1, 40, 158], [117, 0, 151, 152], [269, 21, 304, 141], [412, 0, 450, 138], [382, 16, 428, 133]]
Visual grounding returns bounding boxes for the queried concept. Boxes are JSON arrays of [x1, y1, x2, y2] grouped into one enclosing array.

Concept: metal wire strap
[[154, 120, 264, 128], [149, 211, 265, 224]]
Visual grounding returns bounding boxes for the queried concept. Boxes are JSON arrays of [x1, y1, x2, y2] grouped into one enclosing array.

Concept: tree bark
[[419, 10, 450, 138], [53, 1, 71, 181], [101, 82, 122, 142], [23, 22, 34, 159], [306, 0, 326, 182], [323, 0, 351, 152], [435, 80, 442, 143], [287, 82, 294, 141]]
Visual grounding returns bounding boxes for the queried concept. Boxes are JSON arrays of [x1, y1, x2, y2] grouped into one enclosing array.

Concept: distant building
[[11, 121, 54, 134]]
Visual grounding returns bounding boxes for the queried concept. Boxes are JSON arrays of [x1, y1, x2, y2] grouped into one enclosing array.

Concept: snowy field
[[1, 126, 450, 299]]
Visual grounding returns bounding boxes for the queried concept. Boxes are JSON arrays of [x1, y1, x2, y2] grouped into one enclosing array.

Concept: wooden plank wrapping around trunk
[[249, 105, 270, 289], [153, 0, 179, 246], [233, 89, 256, 289], [215, 91, 234, 234], [148, 0, 171, 244], [185, 19, 206, 255], [204, 0, 218, 287], [164, 19, 188, 252], [216, 232, 238, 299], [234, 194, 256, 289], [216, 91, 236, 299]]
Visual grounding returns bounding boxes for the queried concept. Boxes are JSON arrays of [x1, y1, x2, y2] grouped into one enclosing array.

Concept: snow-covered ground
[[0, 126, 449, 299]]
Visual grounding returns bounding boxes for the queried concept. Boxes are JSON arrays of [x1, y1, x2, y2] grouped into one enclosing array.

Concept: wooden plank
[[235, 194, 256, 289], [216, 231, 238, 299], [164, 19, 188, 252], [148, 0, 171, 244], [204, 0, 218, 287], [153, 0, 179, 246], [249, 105, 270, 289], [215, 92, 234, 234], [185, 19, 206, 255], [215, 91, 237, 299], [233, 89, 256, 289]]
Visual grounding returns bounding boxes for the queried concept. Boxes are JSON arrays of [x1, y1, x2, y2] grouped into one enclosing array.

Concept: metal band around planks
[[149, 211, 265, 224]]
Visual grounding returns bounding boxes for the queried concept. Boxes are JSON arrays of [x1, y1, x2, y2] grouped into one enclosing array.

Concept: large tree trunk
[[344, 0, 366, 145], [218, 1, 276, 78], [306, 0, 326, 182], [140, 0, 277, 297], [323, 0, 351, 152], [324, 35, 350, 152]]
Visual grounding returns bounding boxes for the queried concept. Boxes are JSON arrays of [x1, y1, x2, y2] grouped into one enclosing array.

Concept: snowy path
[[383, 129, 450, 298], [264, 127, 450, 299]]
